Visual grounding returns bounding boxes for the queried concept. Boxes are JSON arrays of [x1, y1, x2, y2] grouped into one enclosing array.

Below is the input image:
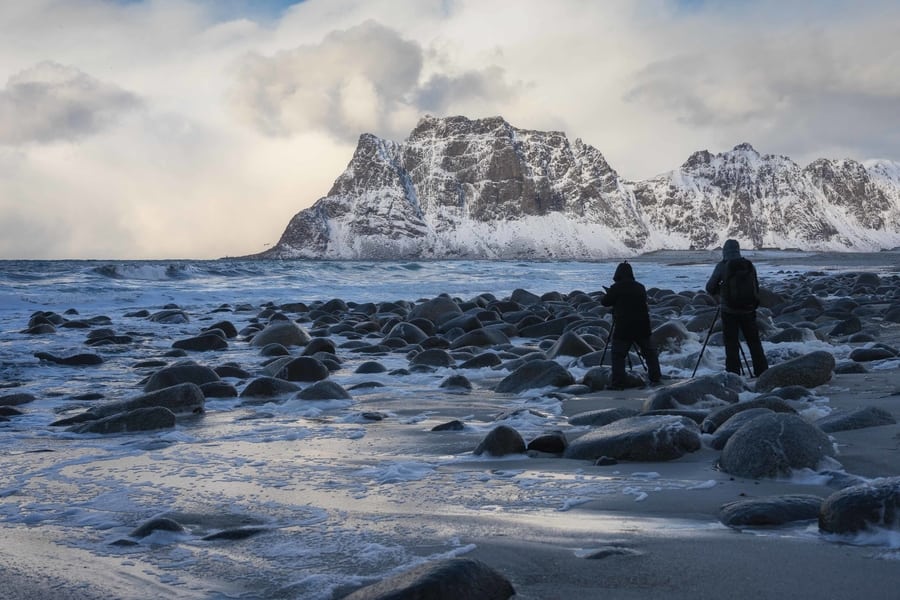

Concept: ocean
[[1, 252, 898, 599]]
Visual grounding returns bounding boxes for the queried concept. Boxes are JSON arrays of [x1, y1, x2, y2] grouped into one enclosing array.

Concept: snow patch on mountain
[[253, 116, 900, 259]]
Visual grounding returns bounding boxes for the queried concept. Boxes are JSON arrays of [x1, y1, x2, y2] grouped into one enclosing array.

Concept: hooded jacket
[[601, 262, 652, 339], [705, 239, 760, 313]]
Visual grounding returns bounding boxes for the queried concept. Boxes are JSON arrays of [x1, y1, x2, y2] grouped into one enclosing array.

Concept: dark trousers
[[721, 310, 768, 377], [610, 336, 662, 387]]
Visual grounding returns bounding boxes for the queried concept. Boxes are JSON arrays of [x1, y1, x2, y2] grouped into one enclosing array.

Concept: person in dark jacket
[[705, 239, 768, 377], [600, 261, 662, 388]]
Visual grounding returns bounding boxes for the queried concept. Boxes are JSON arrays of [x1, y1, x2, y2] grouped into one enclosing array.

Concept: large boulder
[[651, 320, 692, 352], [701, 396, 797, 433], [274, 357, 330, 382], [343, 557, 515, 600], [0, 392, 36, 407], [643, 373, 743, 411], [239, 377, 301, 399], [172, 333, 228, 352], [718, 494, 824, 528], [495, 360, 575, 394], [719, 413, 836, 479], [707, 408, 775, 450], [34, 352, 104, 366], [546, 331, 595, 358], [67, 406, 177, 434], [473, 425, 527, 457], [815, 406, 897, 433], [563, 415, 702, 462], [52, 383, 205, 426], [296, 380, 352, 401], [450, 327, 511, 349], [144, 362, 220, 393], [384, 322, 429, 344], [754, 351, 835, 393], [408, 296, 463, 324], [818, 477, 900, 534], [249, 321, 311, 348], [568, 407, 641, 427]]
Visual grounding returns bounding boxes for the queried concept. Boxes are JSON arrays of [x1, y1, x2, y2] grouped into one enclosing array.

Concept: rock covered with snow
[[253, 115, 900, 259]]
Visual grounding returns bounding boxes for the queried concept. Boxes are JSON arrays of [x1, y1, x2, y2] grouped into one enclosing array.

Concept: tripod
[[692, 306, 753, 377]]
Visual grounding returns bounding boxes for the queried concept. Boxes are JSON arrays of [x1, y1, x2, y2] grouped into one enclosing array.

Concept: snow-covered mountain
[[253, 115, 900, 259]]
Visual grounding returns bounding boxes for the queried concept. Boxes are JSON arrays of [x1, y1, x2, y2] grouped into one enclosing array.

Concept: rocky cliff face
[[256, 116, 900, 259]]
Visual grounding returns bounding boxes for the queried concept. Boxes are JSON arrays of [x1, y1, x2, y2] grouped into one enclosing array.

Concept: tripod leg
[[600, 321, 615, 366], [692, 307, 720, 378], [739, 342, 753, 377]]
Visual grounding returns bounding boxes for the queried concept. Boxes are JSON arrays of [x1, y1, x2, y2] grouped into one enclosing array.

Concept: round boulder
[[718, 494, 824, 528], [563, 415, 701, 462], [495, 360, 575, 394], [249, 321, 311, 348], [754, 351, 835, 393], [296, 380, 351, 400], [644, 373, 743, 411], [819, 477, 900, 534], [719, 413, 836, 479], [473, 425, 526, 457]]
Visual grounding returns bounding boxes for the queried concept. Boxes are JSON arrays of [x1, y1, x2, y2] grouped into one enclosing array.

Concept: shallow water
[[1, 252, 899, 598]]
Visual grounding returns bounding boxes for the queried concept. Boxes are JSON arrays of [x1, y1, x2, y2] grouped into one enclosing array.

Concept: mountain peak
[[731, 142, 759, 154], [251, 116, 900, 259]]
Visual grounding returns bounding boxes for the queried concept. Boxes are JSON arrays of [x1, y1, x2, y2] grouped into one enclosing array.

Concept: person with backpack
[[705, 239, 768, 377], [601, 261, 662, 389]]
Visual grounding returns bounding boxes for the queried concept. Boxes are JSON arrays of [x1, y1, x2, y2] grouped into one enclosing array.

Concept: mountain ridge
[[250, 115, 900, 259]]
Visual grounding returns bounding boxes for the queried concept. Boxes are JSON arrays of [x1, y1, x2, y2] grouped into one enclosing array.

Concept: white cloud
[[0, 61, 142, 144], [0, 0, 898, 259], [230, 19, 521, 142]]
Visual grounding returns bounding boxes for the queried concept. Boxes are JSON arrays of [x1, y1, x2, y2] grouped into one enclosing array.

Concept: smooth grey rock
[[701, 396, 797, 433], [296, 380, 351, 400], [172, 333, 228, 352], [0, 392, 37, 407], [755, 351, 835, 393], [342, 557, 515, 600], [546, 331, 596, 358], [68, 406, 177, 434], [563, 415, 701, 462], [819, 477, 900, 534], [34, 352, 103, 366], [719, 494, 824, 528], [651, 320, 691, 352], [720, 413, 836, 479], [410, 348, 455, 368], [495, 359, 575, 394], [53, 383, 205, 426], [644, 373, 743, 411], [130, 517, 185, 538], [249, 321, 311, 348], [473, 425, 526, 456], [815, 406, 897, 433], [527, 430, 567, 454], [275, 356, 330, 382], [568, 407, 641, 427], [708, 408, 774, 450], [144, 362, 220, 393], [239, 377, 301, 398]]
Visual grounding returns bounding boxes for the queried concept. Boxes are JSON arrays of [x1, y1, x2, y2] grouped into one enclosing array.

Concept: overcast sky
[[1, 0, 898, 259]]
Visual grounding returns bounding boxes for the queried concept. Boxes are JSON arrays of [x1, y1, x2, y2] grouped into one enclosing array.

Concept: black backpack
[[721, 258, 758, 310]]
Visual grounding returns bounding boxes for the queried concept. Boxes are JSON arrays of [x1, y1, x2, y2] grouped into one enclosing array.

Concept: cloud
[[230, 19, 522, 141], [0, 61, 142, 145], [621, 2, 900, 165]]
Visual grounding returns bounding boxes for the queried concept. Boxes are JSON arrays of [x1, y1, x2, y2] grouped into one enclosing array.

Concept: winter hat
[[723, 239, 741, 260], [613, 261, 635, 282]]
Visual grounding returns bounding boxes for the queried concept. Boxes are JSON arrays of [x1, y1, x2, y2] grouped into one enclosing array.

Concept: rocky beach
[[1, 254, 899, 599]]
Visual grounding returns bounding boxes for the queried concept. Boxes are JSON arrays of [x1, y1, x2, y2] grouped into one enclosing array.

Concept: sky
[[0, 0, 898, 259]]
